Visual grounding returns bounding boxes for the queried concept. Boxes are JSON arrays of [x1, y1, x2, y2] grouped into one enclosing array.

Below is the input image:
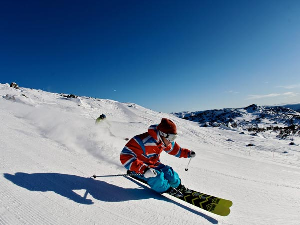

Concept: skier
[[120, 118, 196, 197], [95, 114, 106, 124]]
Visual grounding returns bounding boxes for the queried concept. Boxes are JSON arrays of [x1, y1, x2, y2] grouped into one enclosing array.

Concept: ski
[[127, 171, 232, 216], [175, 187, 232, 216]]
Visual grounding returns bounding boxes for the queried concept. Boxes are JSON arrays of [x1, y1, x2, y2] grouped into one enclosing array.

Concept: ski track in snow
[[1, 83, 300, 225]]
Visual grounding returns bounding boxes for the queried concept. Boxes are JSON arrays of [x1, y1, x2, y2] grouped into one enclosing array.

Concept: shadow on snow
[[4, 172, 218, 224]]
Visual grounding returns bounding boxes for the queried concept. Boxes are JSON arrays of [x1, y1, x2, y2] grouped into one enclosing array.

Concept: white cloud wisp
[[247, 92, 298, 100]]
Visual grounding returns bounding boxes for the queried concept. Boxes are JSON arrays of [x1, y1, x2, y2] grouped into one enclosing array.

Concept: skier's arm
[[164, 142, 193, 158], [120, 138, 148, 174]]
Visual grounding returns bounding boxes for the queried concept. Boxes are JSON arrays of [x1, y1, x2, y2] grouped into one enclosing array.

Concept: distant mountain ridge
[[173, 104, 300, 138], [3, 82, 300, 139], [281, 103, 300, 112]]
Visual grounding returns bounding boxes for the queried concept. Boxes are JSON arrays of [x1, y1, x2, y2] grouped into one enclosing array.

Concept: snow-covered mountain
[[173, 104, 300, 139], [1, 83, 300, 225], [282, 103, 300, 112]]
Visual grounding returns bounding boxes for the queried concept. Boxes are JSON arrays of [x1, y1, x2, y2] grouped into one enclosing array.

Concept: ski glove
[[144, 168, 158, 178], [190, 150, 196, 158]]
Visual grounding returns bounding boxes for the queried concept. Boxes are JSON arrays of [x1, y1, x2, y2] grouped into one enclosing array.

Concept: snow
[[1, 83, 300, 225]]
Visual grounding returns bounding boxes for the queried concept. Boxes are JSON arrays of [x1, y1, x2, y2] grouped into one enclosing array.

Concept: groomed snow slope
[[1, 83, 300, 225]]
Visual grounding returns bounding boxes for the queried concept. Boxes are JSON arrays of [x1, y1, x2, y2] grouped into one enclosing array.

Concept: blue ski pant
[[136, 164, 180, 193]]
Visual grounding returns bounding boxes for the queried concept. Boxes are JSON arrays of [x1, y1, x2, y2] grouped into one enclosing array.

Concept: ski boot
[[166, 187, 184, 198], [177, 183, 193, 194]]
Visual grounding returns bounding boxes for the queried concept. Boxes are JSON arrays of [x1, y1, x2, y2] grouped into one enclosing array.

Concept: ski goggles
[[159, 131, 178, 142]]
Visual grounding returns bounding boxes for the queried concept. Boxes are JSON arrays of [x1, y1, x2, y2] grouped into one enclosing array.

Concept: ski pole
[[91, 172, 142, 179], [185, 158, 192, 171]]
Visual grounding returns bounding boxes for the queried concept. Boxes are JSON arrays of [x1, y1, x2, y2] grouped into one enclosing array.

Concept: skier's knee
[[147, 172, 170, 193], [164, 167, 180, 188]]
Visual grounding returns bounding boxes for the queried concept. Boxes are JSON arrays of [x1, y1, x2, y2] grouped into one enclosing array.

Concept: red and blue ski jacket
[[120, 125, 192, 174]]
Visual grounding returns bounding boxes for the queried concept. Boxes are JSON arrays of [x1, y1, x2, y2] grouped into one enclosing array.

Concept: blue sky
[[1, 0, 300, 113]]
